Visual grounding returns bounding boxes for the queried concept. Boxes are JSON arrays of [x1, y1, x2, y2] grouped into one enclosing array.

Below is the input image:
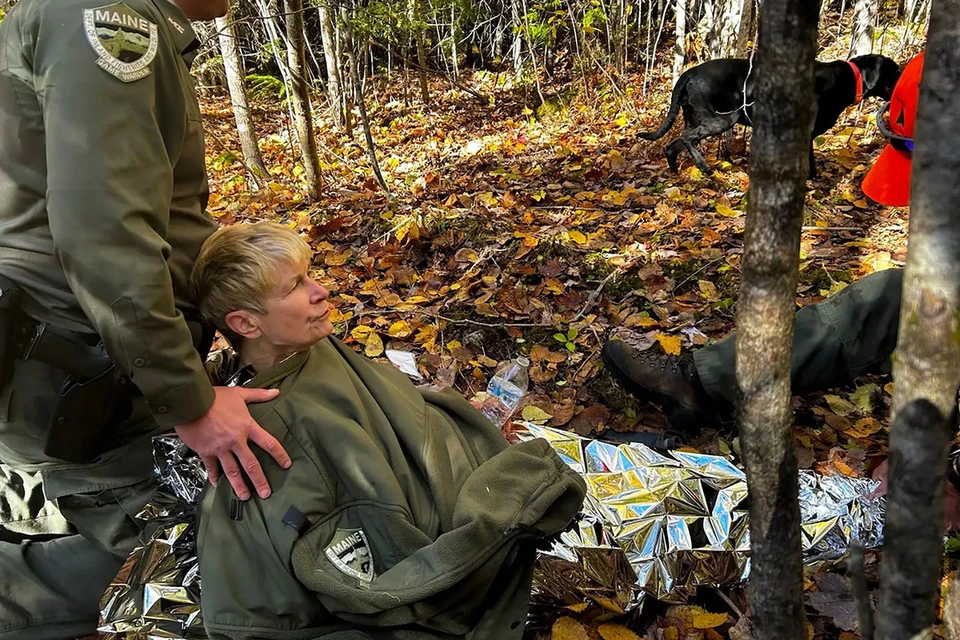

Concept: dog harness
[[847, 60, 864, 103]]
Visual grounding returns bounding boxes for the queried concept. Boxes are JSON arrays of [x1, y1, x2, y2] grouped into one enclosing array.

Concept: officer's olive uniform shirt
[[0, 0, 217, 427]]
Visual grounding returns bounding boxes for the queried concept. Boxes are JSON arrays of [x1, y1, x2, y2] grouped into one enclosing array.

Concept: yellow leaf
[[328, 308, 353, 323], [388, 320, 413, 338], [598, 623, 641, 640], [692, 611, 728, 629], [568, 230, 587, 244], [663, 627, 679, 640], [365, 333, 384, 357], [698, 279, 719, 300], [551, 617, 588, 640], [521, 405, 553, 424], [477, 355, 498, 367], [656, 332, 682, 356], [565, 603, 590, 613], [687, 166, 704, 180], [715, 203, 741, 217], [845, 417, 884, 439], [884, 381, 895, 396], [350, 325, 374, 344]]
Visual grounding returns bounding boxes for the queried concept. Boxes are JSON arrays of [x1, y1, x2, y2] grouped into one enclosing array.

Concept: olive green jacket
[[0, 0, 217, 427], [198, 338, 586, 640]]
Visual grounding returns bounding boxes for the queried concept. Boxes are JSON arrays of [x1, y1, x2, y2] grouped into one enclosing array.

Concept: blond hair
[[191, 222, 312, 343]]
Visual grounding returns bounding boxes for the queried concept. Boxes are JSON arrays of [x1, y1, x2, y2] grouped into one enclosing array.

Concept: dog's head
[[852, 54, 902, 100]]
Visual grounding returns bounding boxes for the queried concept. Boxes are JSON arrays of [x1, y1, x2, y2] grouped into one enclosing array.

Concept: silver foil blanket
[[97, 428, 885, 637], [97, 436, 207, 639], [521, 424, 885, 613]]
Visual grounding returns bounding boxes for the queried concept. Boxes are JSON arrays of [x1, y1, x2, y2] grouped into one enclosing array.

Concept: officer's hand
[[174, 386, 290, 500]]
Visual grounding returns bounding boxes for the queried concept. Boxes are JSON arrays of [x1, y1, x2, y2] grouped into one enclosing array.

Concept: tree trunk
[[735, 0, 819, 639], [876, 3, 960, 637], [408, 0, 430, 102], [282, 0, 323, 200], [713, 0, 743, 57], [215, 9, 269, 190], [849, 0, 877, 56], [342, 7, 393, 200], [736, 0, 756, 56], [318, 2, 345, 131], [673, 0, 686, 85]]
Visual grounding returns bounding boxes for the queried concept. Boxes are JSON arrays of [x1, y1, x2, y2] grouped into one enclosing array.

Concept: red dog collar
[[847, 60, 864, 103]]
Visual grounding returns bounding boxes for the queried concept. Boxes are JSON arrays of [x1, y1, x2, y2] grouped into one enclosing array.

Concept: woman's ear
[[224, 310, 263, 341]]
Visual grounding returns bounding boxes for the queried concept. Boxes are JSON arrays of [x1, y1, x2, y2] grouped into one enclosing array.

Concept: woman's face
[[256, 260, 333, 352]]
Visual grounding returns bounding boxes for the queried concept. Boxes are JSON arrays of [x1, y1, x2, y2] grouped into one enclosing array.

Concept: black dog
[[641, 54, 902, 176]]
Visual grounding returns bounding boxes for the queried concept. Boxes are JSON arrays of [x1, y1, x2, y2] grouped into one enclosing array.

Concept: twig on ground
[[572, 268, 622, 322], [717, 589, 745, 620], [671, 256, 724, 293]]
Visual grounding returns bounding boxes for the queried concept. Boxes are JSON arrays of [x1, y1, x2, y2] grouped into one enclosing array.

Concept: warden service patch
[[324, 528, 375, 584], [84, 3, 158, 82]]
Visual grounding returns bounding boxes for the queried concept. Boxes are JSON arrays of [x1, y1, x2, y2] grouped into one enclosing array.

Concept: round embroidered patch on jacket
[[83, 3, 158, 82]]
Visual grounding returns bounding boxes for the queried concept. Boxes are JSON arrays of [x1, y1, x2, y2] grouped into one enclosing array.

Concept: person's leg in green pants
[[602, 268, 904, 414]]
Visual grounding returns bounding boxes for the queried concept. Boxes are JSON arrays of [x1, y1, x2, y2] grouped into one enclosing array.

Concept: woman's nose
[[310, 279, 329, 302]]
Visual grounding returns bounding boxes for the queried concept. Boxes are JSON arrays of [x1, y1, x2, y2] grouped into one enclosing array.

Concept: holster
[[17, 316, 212, 464]]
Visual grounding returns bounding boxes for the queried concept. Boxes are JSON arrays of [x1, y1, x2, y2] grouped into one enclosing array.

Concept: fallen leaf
[[698, 280, 719, 300], [521, 405, 553, 423], [845, 417, 884, 439], [597, 623, 641, 640], [388, 320, 413, 338], [568, 405, 611, 436], [568, 230, 587, 244], [884, 382, 895, 396], [656, 332, 682, 356], [365, 333, 384, 357], [824, 413, 852, 431], [824, 394, 858, 416], [351, 325, 375, 344], [477, 354, 498, 367], [663, 628, 679, 640], [565, 603, 589, 613], [551, 617, 589, 640], [715, 203, 741, 217], [850, 383, 880, 413], [692, 611, 728, 629], [807, 572, 857, 631]]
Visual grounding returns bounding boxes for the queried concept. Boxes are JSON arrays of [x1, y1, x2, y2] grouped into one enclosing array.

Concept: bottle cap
[[516, 356, 531, 367]]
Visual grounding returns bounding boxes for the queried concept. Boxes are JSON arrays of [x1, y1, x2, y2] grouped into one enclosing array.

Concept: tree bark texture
[[736, 0, 756, 56], [713, 0, 743, 57], [735, 0, 819, 638], [215, 10, 270, 190], [318, 1, 345, 131], [673, 0, 687, 86], [849, 0, 877, 55], [877, 2, 960, 637], [282, 0, 324, 200]]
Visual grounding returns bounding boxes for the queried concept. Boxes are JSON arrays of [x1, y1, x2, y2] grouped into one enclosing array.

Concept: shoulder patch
[[324, 528, 376, 585], [83, 3, 158, 82]]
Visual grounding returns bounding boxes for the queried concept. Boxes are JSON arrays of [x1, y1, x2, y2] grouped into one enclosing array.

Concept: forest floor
[[196, 36, 933, 640]]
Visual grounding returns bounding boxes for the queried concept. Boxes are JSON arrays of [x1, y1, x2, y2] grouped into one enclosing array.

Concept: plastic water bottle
[[482, 357, 530, 427]]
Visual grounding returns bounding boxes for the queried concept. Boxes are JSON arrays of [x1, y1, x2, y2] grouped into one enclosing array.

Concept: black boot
[[601, 338, 717, 415]]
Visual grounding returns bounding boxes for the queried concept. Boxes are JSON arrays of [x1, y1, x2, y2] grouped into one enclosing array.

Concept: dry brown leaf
[[697, 280, 719, 300], [656, 332, 682, 356], [597, 623, 641, 640], [530, 344, 551, 362], [551, 616, 589, 640]]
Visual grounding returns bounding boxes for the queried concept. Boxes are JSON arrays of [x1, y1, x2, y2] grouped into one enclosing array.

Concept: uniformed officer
[[0, 1, 291, 638]]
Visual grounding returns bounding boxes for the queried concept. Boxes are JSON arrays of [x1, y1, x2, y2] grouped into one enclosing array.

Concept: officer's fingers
[[219, 452, 251, 501], [239, 387, 280, 404], [234, 442, 271, 500], [202, 455, 221, 487], [249, 423, 292, 470]]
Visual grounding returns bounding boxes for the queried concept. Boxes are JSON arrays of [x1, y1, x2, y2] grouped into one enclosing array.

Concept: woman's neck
[[238, 340, 297, 373]]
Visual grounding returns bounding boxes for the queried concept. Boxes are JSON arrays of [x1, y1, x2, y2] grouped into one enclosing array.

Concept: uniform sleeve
[[33, 3, 214, 426]]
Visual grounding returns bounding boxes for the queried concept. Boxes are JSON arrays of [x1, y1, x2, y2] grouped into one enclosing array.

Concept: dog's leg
[[677, 113, 741, 174], [665, 139, 684, 173]]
